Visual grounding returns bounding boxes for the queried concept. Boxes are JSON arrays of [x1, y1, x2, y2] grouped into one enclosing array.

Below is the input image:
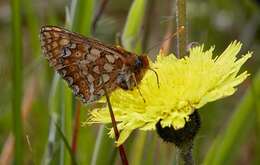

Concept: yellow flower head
[[87, 41, 252, 145]]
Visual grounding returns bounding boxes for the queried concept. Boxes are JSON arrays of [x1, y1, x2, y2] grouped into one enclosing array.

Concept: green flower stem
[[176, 0, 193, 164], [176, 0, 187, 58]]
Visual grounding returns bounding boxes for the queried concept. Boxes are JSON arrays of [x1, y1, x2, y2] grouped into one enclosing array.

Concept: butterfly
[[40, 25, 154, 104]]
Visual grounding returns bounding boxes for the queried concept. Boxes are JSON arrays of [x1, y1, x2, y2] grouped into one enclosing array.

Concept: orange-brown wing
[[40, 25, 134, 103]]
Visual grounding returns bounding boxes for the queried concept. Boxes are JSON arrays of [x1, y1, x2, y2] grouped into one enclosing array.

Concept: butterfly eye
[[134, 58, 143, 70]]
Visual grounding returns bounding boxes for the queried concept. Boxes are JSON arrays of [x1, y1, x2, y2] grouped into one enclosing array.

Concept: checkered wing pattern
[[40, 26, 140, 103]]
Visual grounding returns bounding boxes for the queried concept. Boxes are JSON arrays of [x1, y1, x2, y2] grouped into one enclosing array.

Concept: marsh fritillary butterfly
[[40, 26, 150, 103]]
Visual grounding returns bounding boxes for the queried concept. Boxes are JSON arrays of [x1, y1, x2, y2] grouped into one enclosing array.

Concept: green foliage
[[122, 0, 147, 53], [204, 71, 260, 165]]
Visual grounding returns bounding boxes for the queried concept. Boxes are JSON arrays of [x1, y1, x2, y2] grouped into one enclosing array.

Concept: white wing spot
[[44, 32, 51, 38], [87, 53, 100, 62], [103, 63, 113, 72], [47, 45, 52, 51], [42, 47, 47, 54], [114, 55, 119, 59], [53, 32, 60, 38], [90, 48, 101, 56], [73, 85, 80, 95], [44, 27, 51, 31], [102, 74, 110, 83], [52, 27, 62, 31], [93, 66, 100, 74], [69, 43, 77, 49], [105, 54, 115, 63], [90, 84, 95, 93], [41, 41, 46, 47], [87, 74, 95, 83], [97, 89, 105, 96], [59, 39, 70, 46], [46, 39, 52, 44], [81, 66, 89, 75]]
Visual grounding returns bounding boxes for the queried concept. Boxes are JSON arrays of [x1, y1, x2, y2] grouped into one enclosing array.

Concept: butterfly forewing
[[40, 26, 132, 103]]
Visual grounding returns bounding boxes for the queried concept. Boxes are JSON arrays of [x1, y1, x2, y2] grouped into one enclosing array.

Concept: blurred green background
[[1, 0, 260, 164]]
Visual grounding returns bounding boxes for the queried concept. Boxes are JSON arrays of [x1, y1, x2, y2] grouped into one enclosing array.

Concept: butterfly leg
[[131, 73, 146, 103]]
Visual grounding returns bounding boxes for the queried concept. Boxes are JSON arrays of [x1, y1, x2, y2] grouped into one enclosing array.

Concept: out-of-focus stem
[[176, 0, 187, 58], [92, 0, 109, 33], [176, 141, 194, 165], [71, 101, 81, 154], [11, 0, 23, 163]]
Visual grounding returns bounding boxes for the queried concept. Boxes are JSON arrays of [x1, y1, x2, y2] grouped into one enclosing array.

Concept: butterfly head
[[117, 55, 149, 90], [133, 55, 149, 81], [134, 55, 149, 70], [134, 55, 160, 89]]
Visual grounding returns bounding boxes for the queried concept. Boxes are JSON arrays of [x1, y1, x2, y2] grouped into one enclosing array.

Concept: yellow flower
[[87, 41, 252, 145]]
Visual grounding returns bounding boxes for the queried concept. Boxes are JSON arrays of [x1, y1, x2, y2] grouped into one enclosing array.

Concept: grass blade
[[11, 0, 23, 163], [72, 0, 94, 35], [122, 0, 147, 53], [60, 82, 73, 165], [55, 122, 77, 165], [42, 74, 60, 164], [90, 125, 105, 165], [23, 0, 40, 57], [129, 132, 146, 165]]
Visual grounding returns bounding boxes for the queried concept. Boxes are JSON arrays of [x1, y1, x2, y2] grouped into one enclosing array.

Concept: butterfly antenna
[[132, 73, 146, 103], [149, 68, 160, 88], [145, 26, 185, 54]]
